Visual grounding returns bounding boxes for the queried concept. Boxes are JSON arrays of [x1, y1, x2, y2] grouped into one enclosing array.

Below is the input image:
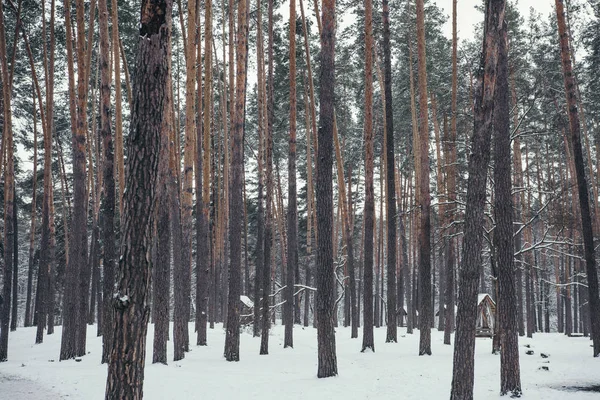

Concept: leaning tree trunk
[[493, 17, 522, 396], [555, 0, 600, 357], [315, 0, 338, 377], [224, 0, 248, 362], [104, 0, 172, 397], [450, 0, 506, 398]]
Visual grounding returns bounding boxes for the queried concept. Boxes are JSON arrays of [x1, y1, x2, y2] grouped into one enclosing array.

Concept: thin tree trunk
[[361, 0, 375, 353], [285, 0, 298, 349], [0, 0, 15, 356], [112, 0, 124, 209], [382, 0, 396, 342], [25, 90, 38, 328], [415, 0, 432, 356], [99, 0, 116, 363]]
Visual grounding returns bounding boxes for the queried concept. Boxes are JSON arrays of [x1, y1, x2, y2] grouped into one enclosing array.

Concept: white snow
[[1, 324, 598, 399], [240, 295, 254, 308]]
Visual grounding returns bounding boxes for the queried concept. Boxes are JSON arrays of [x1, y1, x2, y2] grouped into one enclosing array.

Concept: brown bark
[[104, 0, 172, 396], [60, 0, 88, 361], [0, 0, 14, 360], [555, 0, 600, 356], [252, 0, 265, 338], [112, 0, 125, 208], [450, 0, 506, 398], [316, 0, 338, 376], [444, 4, 458, 341], [415, 0, 432, 356]]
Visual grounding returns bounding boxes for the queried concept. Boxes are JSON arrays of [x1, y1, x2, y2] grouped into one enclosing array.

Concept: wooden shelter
[[476, 293, 496, 337]]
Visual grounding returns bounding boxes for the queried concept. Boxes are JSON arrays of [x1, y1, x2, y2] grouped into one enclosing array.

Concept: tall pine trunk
[[316, 0, 338, 377], [99, 0, 116, 364], [285, 0, 298, 349], [450, 0, 505, 398], [382, 0, 396, 343], [224, 0, 248, 361], [104, 0, 172, 396], [554, 0, 600, 357], [493, 18, 522, 395], [0, 0, 15, 361], [415, 0, 432, 356]]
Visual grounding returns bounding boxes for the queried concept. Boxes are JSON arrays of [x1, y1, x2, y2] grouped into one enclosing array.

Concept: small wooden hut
[[476, 293, 496, 337]]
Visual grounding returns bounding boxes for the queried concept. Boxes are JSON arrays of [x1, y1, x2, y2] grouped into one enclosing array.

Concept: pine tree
[[104, 0, 172, 396], [315, 0, 338, 378]]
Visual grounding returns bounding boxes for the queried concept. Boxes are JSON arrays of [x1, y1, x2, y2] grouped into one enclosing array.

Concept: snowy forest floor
[[1, 323, 598, 399]]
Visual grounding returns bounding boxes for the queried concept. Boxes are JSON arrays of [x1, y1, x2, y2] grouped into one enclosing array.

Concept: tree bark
[[493, 18, 522, 395], [554, 0, 600, 357], [104, 0, 172, 396], [99, 0, 116, 364], [224, 0, 248, 361], [0, 0, 15, 359], [361, 0, 375, 353], [382, 0, 396, 343], [450, 0, 506, 398], [316, 0, 338, 376], [415, 0, 432, 356], [285, 0, 297, 349]]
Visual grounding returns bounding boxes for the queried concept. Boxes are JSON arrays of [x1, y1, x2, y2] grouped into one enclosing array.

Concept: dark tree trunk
[[315, 0, 338, 377], [383, 0, 396, 343], [555, 0, 600, 356], [285, 0, 297, 348], [346, 169, 358, 338], [493, 20, 521, 395], [153, 198, 170, 364], [197, 0, 211, 346], [224, 0, 248, 361], [88, 219, 100, 325], [361, 0, 375, 353], [99, 0, 116, 363], [10, 191, 18, 332], [104, 0, 172, 397], [416, 0, 432, 356], [60, 0, 88, 361], [450, 0, 506, 398]]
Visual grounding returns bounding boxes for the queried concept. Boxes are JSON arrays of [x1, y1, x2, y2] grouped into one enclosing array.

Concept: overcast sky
[[436, 0, 556, 41]]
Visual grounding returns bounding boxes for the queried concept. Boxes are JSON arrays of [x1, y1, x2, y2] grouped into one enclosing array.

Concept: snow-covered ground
[[1, 323, 598, 399]]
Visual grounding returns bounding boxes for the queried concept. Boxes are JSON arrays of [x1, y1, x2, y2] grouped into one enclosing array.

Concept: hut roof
[[240, 295, 254, 308], [478, 293, 495, 307]]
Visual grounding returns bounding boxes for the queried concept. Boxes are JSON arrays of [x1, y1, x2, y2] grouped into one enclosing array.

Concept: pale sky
[[436, 0, 556, 41]]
